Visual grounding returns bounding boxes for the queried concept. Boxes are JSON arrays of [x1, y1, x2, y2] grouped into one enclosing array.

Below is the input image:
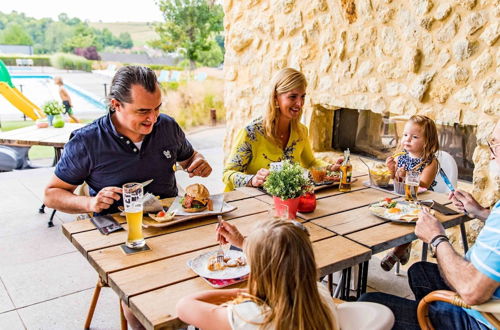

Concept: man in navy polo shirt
[[44, 66, 212, 215]]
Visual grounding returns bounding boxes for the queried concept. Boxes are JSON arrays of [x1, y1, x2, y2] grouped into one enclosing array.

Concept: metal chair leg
[[120, 298, 128, 330], [84, 278, 104, 329], [421, 242, 428, 262], [48, 209, 56, 227], [39, 204, 45, 214], [327, 273, 333, 296], [460, 223, 469, 253]]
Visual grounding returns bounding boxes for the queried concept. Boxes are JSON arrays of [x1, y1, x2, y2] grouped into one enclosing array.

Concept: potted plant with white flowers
[[263, 160, 310, 219]]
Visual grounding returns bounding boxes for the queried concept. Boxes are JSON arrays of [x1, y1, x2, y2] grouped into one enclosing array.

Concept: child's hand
[[395, 167, 406, 182], [216, 220, 245, 249], [386, 157, 396, 173]]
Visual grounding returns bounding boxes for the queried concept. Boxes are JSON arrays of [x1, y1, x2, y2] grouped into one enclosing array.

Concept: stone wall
[[223, 0, 499, 205]]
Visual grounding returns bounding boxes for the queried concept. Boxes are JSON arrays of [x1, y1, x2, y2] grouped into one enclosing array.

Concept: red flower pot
[[273, 196, 300, 220], [298, 192, 317, 213]]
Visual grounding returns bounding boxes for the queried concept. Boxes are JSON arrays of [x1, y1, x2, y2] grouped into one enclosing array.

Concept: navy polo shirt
[[55, 113, 194, 214]]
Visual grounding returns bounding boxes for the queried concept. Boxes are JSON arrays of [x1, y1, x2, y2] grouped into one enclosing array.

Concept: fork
[[216, 215, 225, 264]]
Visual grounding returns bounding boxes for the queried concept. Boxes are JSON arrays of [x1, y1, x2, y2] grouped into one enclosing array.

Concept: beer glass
[[404, 171, 420, 203], [268, 204, 289, 220], [123, 182, 145, 249]]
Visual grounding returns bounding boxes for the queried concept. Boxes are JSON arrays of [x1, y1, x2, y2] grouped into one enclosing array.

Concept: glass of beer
[[123, 182, 145, 249], [404, 171, 420, 203]]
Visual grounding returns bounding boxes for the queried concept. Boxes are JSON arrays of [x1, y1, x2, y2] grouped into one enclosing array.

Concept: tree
[[151, 0, 223, 69], [117, 32, 133, 49], [0, 23, 33, 45]]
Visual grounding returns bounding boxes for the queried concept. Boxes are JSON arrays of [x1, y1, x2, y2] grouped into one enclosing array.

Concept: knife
[[439, 168, 455, 192], [141, 179, 154, 188]]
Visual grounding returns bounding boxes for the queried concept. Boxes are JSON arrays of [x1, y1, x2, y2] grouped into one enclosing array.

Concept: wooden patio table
[[0, 123, 84, 162], [62, 190, 371, 330]]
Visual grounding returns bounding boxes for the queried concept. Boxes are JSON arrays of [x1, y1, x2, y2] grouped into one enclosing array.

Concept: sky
[[1, 0, 164, 23]]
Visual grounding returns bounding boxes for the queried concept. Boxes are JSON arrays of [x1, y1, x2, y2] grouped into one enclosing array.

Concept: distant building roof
[[99, 52, 180, 66]]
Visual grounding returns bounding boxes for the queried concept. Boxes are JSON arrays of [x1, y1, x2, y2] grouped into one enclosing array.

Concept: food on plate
[[369, 198, 424, 222], [324, 170, 341, 182], [388, 207, 402, 213], [369, 163, 392, 187], [207, 255, 247, 271], [181, 184, 213, 213], [148, 210, 176, 222]]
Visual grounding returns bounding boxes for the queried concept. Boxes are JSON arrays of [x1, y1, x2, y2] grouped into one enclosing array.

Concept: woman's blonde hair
[[263, 68, 307, 145], [406, 115, 439, 169], [242, 219, 337, 330]]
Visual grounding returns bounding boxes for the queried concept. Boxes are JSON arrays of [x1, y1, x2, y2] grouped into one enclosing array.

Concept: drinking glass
[[404, 171, 420, 203], [268, 204, 289, 221], [123, 182, 145, 249]]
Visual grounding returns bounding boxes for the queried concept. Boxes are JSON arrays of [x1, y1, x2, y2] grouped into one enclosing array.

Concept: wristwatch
[[430, 235, 450, 257]]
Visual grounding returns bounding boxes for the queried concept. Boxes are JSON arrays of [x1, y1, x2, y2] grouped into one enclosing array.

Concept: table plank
[[346, 213, 469, 253], [299, 188, 397, 221], [0, 124, 84, 147], [109, 220, 335, 302], [70, 198, 270, 256], [128, 236, 370, 330], [312, 207, 389, 236], [91, 213, 335, 281]]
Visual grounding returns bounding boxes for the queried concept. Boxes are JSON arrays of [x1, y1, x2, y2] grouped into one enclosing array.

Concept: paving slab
[[367, 256, 414, 299], [0, 224, 72, 266], [0, 310, 25, 329], [0, 278, 15, 314], [0, 208, 59, 238], [0, 179, 41, 213], [18, 286, 119, 330], [1, 252, 96, 308]]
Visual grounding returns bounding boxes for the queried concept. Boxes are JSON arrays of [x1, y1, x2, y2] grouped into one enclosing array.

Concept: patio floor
[[0, 125, 419, 329]]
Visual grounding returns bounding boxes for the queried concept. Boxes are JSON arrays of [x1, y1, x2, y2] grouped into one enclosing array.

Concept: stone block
[[436, 14, 460, 42], [456, 0, 476, 10], [372, 96, 387, 112], [386, 82, 408, 96], [358, 60, 373, 77], [377, 61, 404, 79], [481, 98, 500, 116], [286, 11, 303, 36], [480, 22, 499, 46], [377, 7, 395, 23], [452, 38, 476, 61], [404, 47, 423, 73], [471, 50, 493, 78], [437, 49, 452, 67], [443, 64, 469, 84], [430, 82, 453, 103], [320, 50, 332, 72], [465, 12, 485, 35], [436, 107, 461, 123], [414, 0, 433, 16], [367, 77, 382, 93], [409, 72, 435, 101], [480, 78, 498, 97], [277, 0, 295, 14], [230, 26, 254, 52], [453, 86, 478, 108], [420, 17, 434, 30], [341, 0, 357, 24], [434, 3, 452, 20]]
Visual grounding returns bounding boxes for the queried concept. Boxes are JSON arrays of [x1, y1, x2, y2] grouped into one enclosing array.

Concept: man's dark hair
[[107, 66, 158, 111]]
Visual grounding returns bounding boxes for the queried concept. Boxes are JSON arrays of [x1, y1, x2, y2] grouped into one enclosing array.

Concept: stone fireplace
[[223, 0, 499, 207]]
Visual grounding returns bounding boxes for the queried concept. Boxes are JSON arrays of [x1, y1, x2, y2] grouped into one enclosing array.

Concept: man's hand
[[415, 207, 446, 243], [186, 156, 212, 178], [250, 168, 270, 187], [88, 186, 122, 213], [327, 157, 344, 172], [216, 220, 245, 249], [449, 190, 489, 220]]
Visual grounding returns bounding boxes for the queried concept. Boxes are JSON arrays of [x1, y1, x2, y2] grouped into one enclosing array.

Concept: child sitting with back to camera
[[381, 115, 439, 271], [176, 219, 340, 330]]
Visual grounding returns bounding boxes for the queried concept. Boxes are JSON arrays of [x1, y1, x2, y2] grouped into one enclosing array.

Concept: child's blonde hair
[[405, 115, 439, 170], [241, 219, 337, 330], [263, 68, 307, 146]]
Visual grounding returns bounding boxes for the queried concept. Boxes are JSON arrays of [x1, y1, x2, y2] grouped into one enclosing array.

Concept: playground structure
[[0, 60, 44, 120]]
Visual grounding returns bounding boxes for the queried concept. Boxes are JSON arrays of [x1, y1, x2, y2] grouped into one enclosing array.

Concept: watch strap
[[430, 234, 448, 245], [431, 236, 450, 257]]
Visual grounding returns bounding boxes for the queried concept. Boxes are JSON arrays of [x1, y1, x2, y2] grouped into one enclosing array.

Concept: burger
[[181, 183, 213, 213]]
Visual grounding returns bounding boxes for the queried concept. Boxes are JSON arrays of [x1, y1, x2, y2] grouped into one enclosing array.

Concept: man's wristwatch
[[430, 234, 450, 257]]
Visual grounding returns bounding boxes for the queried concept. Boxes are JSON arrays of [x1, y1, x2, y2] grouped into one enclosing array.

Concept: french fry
[[391, 151, 406, 158]]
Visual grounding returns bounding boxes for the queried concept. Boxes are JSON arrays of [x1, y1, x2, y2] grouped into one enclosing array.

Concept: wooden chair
[[417, 290, 500, 330]]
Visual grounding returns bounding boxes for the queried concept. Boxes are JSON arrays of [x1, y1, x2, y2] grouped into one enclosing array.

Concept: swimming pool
[[0, 75, 106, 121]]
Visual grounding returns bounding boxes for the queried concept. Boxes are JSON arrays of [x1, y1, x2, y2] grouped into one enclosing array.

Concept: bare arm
[[44, 175, 122, 214], [178, 151, 212, 178], [436, 242, 499, 305], [416, 209, 499, 305], [176, 289, 244, 330], [419, 158, 438, 189]]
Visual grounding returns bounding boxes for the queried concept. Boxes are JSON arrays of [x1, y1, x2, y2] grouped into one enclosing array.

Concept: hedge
[[50, 53, 92, 72], [0, 55, 51, 66]]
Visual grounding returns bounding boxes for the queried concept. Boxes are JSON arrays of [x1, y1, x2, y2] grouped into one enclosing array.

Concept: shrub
[[74, 46, 100, 61], [0, 55, 51, 66], [50, 53, 92, 72]]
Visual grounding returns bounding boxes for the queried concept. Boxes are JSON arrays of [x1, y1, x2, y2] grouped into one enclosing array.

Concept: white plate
[[188, 250, 250, 280], [169, 194, 225, 216], [369, 201, 422, 223]]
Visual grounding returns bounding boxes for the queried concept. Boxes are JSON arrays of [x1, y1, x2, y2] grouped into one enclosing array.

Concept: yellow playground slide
[[0, 82, 44, 120]]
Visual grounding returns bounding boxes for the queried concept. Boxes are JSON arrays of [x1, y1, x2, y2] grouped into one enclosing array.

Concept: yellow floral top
[[223, 117, 327, 191]]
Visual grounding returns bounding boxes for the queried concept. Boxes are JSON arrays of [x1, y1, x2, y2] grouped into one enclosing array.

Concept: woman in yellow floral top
[[223, 68, 342, 191]]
